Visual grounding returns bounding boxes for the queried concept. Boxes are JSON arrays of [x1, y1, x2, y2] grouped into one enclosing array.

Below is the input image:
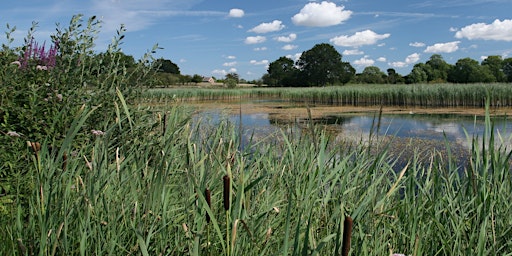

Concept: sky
[[1, 0, 512, 80]]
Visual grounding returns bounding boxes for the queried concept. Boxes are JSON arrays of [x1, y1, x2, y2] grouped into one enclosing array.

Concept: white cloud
[[405, 53, 420, 64], [292, 1, 352, 27], [455, 19, 512, 41], [286, 53, 302, 61], [343, 49, 364, 55], [449, 27, 458, 32], [245, 36, 267, 44], [282, 44, 298, 50], [330, 30, 390, 47], [377, 57, 387, 62], [249, 20, 285, 33], [229, 8, 245, 18], [254, 47, 268, 51], [354, 57, 375, 67], [179, 58, 187, 63], [226, 55, 236, 59], [223, 61, 237, 67], [229, 68, 237, 73], [276, 33, 297, 42], [424, 41, 460, 53], [390, 61, 407, 68], [250, 60, 269, 65], [409, 42, 425, 47], [212, 69, 228, 76]]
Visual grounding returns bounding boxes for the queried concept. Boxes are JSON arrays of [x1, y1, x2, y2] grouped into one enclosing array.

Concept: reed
[[142, 83, 512, 108]]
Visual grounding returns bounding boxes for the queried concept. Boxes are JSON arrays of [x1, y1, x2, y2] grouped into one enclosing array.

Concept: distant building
[[202, 76, 215, 84]]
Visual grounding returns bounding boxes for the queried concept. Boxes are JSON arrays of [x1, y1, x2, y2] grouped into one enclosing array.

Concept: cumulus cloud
[[226, 55, 236, 59], [343, 49, 364, 55], [223, 61, 237, 67], [254, 47, 268, 51], [250, 60, 269, 65], [377, 57, 387, 62], [455, 19, 512, 41], [409, 42, 425, 47], [390, 61, 407, 68], [276, 33, 297, 42], [424, 41, 460, 53], [292, 1, 352, 27], [282, 44, 298, 50], [330, 30, 390, 47], [405, 53, 420, 64], [249, 20, 285, 33], [229, 8, 245, 18], [354, 56, 375, 67], [245, 36, 267, 44]]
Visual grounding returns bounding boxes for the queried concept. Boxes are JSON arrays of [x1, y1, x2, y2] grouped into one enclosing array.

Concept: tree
[[387, 68, 403, 84], [224, 72, 239, 88], [448, 58, 495, 83], [407, 63, 428, 84], [481, 55, 506, 82], [267, 56, 297, 86], [339, 62, 356, 85], [191, 74, 203, 84], [154, 58, 180, 74], [296, 43, 346, 86], [503, 58, 512, 82], [359, 66, 386, 84], [425, 54, 451, 82]]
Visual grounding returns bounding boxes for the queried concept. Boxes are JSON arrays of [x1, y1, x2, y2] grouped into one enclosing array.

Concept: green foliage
[[0, 14, 155, 227], [153, 58, 180, 74], [267, 56, 297, 86], [296, 43, 354, 86]]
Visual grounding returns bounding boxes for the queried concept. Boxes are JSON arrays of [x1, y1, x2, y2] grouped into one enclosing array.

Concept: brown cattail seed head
[[62, 153, 68, 171], [205, 188, 212, 223], [342, 215, 353, 256], [223, 175, 230, 211]]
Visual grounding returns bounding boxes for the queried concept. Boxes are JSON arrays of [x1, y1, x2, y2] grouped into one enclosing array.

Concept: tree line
[[263, 43, 512, 87]]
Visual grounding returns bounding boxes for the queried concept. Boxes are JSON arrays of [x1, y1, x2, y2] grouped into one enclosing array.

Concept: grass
[[2, 97, 512, 255]]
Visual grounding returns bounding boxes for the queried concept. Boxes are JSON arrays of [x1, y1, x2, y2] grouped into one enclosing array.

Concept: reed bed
[[143, 83, 512, 108], [2, 99, 512, 255]]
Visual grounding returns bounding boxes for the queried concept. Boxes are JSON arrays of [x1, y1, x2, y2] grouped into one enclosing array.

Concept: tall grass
[[2, 98, 512, 255], [143, 83, 512, 108]]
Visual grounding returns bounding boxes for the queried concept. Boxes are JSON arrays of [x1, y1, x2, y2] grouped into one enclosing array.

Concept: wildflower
[[91, 129, 105, 136], [10, 61, 21, 68], [7, 131, 21, 137], [36, 65, 48, 71], [56, 94, 63, 102]]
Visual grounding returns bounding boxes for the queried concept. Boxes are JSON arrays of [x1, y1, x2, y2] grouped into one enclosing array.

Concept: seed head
[[223, 175, 230, 211], [205, 188, 212, 223]]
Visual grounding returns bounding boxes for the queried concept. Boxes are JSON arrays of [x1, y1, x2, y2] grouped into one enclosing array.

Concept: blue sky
[[1, 0, 512, 80]]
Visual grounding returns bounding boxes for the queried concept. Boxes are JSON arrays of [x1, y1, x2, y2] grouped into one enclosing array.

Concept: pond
[[189, 99, 512, 167]]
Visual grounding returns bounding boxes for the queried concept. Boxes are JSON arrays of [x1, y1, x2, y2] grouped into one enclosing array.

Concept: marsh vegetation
[[1, 15, 512, 255]]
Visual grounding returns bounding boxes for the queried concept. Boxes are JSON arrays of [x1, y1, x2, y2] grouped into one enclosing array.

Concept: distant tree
[[154, 58, 180, 74], [267, 56, 297, 86], [339, 62, 356, 85], [191, 74, 203, 84], [425, 54, 451, 83], [359, 66, 386, 84], [481, 55, 506, 82], [225, 73, 239, 88], [407, 63, 428, 84], [503, 58, 512, 82], [448, 58, 495, 83], [386, 68, 403, 84], [296, 43, 346, 86]]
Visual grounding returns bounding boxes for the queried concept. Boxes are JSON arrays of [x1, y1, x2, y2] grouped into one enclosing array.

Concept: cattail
[[342, 215, 353, 256], [205, 188, 212, 223], [62, 153, 68, 171], [223, 175, 230, 211]]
